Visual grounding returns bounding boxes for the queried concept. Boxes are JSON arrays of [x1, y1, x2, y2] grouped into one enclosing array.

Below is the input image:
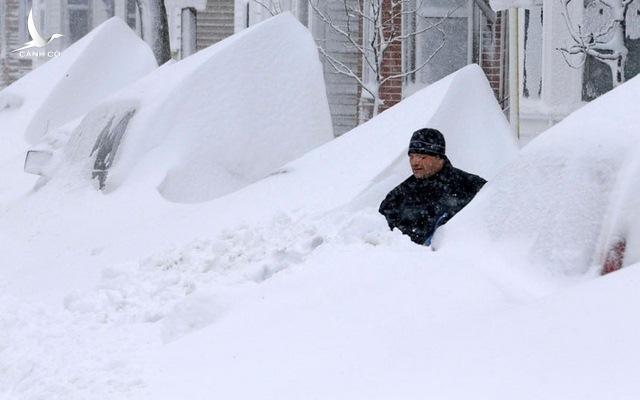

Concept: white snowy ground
[[1, 14, 640, 400]]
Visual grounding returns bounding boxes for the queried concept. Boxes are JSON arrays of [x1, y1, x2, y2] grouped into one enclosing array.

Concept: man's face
[[409, 153, 445, 179]]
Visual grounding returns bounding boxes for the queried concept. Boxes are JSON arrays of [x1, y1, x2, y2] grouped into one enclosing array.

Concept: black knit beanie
[[408, 128, 446, 158]]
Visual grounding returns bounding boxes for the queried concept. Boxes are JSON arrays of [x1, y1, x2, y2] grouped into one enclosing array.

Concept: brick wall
[[378, 0, 402, 113], [480, 11, 506, 107], [379, 3, 507, 113]]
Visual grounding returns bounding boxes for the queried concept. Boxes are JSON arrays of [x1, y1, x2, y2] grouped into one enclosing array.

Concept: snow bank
[[142, 211, 519, 400], [0, 64, 518, 398], [438, 73, 640, 277], [47, 12, 333, 203], [0, 17, 156, 145], [0, 17, 156, 204], [220, 63, 517, 215], [423, 262, 640, 400], [0, 64, 515, 304]]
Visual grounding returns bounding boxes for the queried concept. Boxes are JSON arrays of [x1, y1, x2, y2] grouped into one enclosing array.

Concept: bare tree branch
[[253, 0, 281, 16], [309, 0, 460, 116], [382, 23, 447, 84], [558, 0, 632, 86]]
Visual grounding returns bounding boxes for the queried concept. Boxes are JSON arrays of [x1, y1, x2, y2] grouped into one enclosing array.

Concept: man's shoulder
[[382, 176, 416, 201], [390, 175, 417, 192], [450, 166, 486, 183], [380, 176, 416, 214], [444, 165, 487, 193]]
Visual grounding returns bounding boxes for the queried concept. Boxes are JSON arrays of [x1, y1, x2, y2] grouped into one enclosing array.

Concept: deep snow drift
[[145, 73, 640, 400], [42, 12, 333, 203], [0, 17, 156, 144], [2, 16, 639, 397], [0, 64, 516, 305], [0, 17, 156, 202], [0, 60, 518, 399], [438, 72, 640, 278]]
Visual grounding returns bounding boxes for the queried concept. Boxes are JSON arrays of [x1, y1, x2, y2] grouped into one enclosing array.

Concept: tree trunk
[[372, 96, 381, 117], [136, 0, 172, 65]]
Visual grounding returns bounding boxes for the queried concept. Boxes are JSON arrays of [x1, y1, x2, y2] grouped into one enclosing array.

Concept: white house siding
[[196, 0, 234, 50], [229, 0, 360, 137], [309, 0, 361, 136]]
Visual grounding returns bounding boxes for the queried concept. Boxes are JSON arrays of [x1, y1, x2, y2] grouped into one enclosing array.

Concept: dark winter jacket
[[379, 160, 486, 245]]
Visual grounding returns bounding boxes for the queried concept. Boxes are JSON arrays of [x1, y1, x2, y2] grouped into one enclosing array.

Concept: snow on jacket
[[379, 160, 486, 245]]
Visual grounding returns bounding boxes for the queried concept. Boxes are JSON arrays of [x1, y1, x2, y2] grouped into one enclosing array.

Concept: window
[[581, 0, 640, 100], [404, 0, 471, 90], [126, 0, 139, 32], [522, 7, 543, 99], [245, 2, 250, 28], [103, 0, 114, 18], [90, 108, 137, 190], [68, 0, 91, 43], [297, 0, 309, 26]]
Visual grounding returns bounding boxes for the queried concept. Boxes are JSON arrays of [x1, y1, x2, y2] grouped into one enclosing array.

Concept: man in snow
[[379, 128, 486, 245]]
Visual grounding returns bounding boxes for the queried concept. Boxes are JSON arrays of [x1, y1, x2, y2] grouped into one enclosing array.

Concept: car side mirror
[[24, 150, 53, 176]]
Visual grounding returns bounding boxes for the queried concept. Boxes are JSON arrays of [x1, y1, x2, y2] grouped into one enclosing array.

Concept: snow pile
[[62, 211, 409, 342], [217, 63, 517, 215], [420, 261, 640, 400], [144, 213, 640, 400], [0, 17, 156, 203], [0, 63, 515, 304], [45, 12, 333, 203], [0, 63, 516, 399], [0, 210, 411, 399], [0, 17, 156, 144], [439, 73, 640, 277], [139, 69, 640, 400], [141, 208, 530, 400], [0, 288, 147, 400]]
